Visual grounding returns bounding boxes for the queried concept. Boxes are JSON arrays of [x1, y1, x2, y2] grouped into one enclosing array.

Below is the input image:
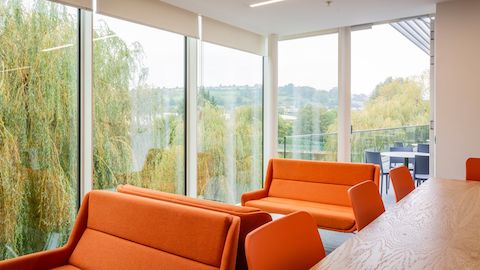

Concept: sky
[[95, 15, 262, 89], [13, 1, 429, 95], [25, 8, 429, 95], [279, 24, 430, 95], [94, 15, 185, 88], [98, 15, 428, 94]]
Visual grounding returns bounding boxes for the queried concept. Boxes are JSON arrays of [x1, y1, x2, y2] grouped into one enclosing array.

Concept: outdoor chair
[[413, 155, 429, 186], [417, 143, 430, 153], [364, 151, 389, 195]]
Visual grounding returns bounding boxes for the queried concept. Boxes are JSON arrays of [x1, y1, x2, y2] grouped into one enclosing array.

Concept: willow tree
[[196, 88, 264, 203], [234, 105, 263, 201], [92, 18, 188, 193], [0, 0, 78, 259], [0, 0, 144, 259], [333, 76, 430, 162], [92, 19, 141, 190]]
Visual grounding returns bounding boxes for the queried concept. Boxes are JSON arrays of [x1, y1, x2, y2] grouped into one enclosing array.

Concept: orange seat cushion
[[245, 197, 355, 232]]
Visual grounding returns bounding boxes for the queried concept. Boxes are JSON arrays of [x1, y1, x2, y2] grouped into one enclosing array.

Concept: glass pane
[[0, 0, 79, 259], [93, 15, 185, 193], [197, 42, 263, 204], [351, 23, 430, 162], [278, 34, 339, 161]]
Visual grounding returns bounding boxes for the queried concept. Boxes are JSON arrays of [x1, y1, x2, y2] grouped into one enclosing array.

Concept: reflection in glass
[[93, 15, 185, 193], [278, 34, 339, 161], [197, 42, 263, 203]]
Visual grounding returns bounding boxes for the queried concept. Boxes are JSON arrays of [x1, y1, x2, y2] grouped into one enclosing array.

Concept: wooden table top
[[311, 178, 480, 270], [381, 151, 430, 158]]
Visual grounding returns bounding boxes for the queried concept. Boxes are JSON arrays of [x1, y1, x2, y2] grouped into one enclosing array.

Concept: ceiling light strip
[[250, 0, 285, 8]]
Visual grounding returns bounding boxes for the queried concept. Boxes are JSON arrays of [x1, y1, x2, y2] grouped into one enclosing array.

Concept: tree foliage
[[352, 77, 429, 130], [278, 76, 430, 161], [1, 0, 78, 259]]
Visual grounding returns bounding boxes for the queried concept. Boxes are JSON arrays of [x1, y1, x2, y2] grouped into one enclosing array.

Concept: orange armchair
[[390, 166, 416, 202], [245, 211, 325, 270], [348, 180, 385, 231], [466, 158, 480, 181], [0, 191, 240, 270]]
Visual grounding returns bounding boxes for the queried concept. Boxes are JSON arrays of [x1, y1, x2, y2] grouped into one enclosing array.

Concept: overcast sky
[[279, 24, 429, 95], [96, 15, 429, 95]]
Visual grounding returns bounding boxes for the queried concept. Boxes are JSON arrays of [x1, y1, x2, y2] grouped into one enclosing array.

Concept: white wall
[[435, 0, 480, 179]]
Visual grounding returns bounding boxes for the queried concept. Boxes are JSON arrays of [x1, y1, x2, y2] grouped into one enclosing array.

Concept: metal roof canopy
[[390, 17, 431, 55]]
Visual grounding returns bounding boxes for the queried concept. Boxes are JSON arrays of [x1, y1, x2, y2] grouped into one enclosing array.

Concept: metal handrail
[[351, 124, 428, 134], [283, 132, 338, 139], [281, 124, 430, 160], [283, 124, 428, 140]]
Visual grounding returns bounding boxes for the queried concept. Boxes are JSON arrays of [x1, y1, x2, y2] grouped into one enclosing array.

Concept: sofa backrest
[[68, 191, 240, 270], [117, 185, 272, 270], [267, 159, 379, 207]]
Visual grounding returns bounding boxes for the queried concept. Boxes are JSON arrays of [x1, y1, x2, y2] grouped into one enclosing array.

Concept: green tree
[[278, 117, 293, 143], [294, 104, 336, 135], [351, 77, 429, 130], [0, 0, 78, 259], [349, 76, 430, 161], [92, 19, 141, 190]]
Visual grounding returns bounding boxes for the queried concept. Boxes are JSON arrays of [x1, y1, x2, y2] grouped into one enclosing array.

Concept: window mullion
[[186, 37, 198, 197], [79, 9, 94, 202]]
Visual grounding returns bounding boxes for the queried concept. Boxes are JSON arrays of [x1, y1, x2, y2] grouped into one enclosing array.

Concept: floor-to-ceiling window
[[351, 21, 430, 162], [0, 0, 79, 259], [197, 42, 263, 204], [278, 33, 339, 161], [92, 15, 185, 193]]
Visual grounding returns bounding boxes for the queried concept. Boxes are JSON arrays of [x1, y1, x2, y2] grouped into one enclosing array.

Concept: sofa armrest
[[241, 189, 268, 206], [0, 246, 69, 270]]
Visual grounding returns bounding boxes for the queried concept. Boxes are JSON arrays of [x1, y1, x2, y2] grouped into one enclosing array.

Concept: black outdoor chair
[[394, 142, 404, 147], [417, 143, 429, 153], [365, 151, 389, 195], [414, 155, 429, 186]]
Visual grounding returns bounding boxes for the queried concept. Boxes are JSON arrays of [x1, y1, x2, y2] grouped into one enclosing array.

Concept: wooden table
[[311, 179, 480, 270], [381, 151, 429, 166]]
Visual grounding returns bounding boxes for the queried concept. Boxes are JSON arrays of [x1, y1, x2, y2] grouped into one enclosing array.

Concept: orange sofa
[[241, 158, 380, 232], [0, 190, 240, 270], [117, 184, 272, 270]]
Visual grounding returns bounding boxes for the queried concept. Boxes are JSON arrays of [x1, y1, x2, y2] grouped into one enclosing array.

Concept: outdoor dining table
[[310, 178, 480, 269], [381, 151, 429, 166]]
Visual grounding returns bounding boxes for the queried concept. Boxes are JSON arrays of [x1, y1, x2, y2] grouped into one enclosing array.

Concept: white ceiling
[[162, 0, 450, 37]]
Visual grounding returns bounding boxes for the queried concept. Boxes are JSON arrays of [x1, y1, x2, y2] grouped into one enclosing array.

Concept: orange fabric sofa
[[0, 190, 240, 270], [241, 158, 380, 232], [117, 184, 272, 270]]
